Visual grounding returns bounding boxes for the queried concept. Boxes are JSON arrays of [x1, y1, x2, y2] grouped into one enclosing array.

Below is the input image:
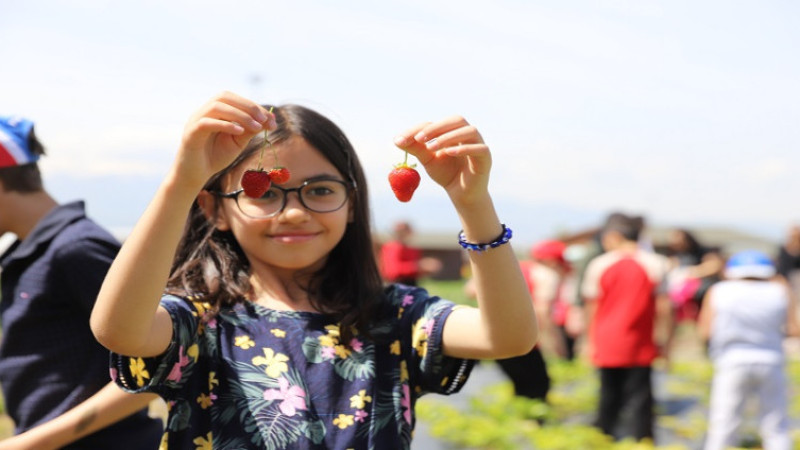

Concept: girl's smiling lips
[[268, 231, 320, 244]]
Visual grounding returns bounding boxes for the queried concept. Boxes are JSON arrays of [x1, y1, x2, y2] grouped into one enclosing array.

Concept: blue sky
[[2, 1, 799, 247]]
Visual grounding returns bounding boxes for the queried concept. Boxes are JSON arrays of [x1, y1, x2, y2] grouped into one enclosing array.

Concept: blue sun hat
[[0, 116, 39, 168], [724, 250, 776, 279]]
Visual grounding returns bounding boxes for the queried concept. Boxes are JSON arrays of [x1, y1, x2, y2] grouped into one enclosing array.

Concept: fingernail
[[414, 132, 427, 142], [394, 135, 408, 147], [425, 137, 438, 149], [255, 110, 268, 123], [249, 119, 262, 130]]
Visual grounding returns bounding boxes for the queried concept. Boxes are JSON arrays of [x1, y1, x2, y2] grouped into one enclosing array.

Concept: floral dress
[[111, 284, 474, 449]]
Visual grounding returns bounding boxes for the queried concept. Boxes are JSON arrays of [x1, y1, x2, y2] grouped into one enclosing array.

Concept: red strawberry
[[268, 167, 291, 184], [241, 169, 271, 198], [388, 160, 421, 202]]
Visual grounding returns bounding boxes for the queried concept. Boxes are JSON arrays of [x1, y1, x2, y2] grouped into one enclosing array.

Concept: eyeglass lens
[[236, 179, 349, 218]]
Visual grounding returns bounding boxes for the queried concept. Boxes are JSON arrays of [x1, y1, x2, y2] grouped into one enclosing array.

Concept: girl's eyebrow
[[302, 173, 347, 183]]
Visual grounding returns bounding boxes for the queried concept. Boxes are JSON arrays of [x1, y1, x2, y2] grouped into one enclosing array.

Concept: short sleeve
[[388, 285, 475, 395], [110, 295, 205, 400]]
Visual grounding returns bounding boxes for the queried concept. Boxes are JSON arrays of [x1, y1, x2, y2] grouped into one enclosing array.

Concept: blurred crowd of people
[[377, 214, 800, 449]]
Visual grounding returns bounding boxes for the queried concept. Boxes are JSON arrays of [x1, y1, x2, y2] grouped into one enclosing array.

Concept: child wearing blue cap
[[698, 250, 799, 450], [0, 116, 163, 448]]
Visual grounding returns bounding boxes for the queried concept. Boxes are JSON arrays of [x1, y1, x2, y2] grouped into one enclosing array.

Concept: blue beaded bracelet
[[458, 224, 513, 252]]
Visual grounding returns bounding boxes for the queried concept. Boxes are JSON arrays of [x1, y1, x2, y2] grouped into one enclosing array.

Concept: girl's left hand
[[394, 116, 490, 205]]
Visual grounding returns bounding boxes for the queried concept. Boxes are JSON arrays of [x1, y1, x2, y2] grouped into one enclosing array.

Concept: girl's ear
[[197, 190, 231, 231]]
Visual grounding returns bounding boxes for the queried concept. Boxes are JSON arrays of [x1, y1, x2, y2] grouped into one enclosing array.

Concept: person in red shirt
[[379, 221, 441, 286], [581, 214, 671, 441]]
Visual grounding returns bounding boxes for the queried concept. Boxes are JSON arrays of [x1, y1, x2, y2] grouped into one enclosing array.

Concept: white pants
[[704, 362, 791, 450]]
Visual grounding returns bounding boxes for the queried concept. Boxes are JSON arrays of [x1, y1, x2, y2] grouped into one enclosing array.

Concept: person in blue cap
[[0, 116, 162, 448], [698, 250, 799, 450]]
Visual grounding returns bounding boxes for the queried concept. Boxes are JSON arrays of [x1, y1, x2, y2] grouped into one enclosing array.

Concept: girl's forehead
[[224, 138, 343, 187]]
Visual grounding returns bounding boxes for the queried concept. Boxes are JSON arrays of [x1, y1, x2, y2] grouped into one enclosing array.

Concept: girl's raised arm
[[394, 117, 537, 360], [90, 92, 274, 357]]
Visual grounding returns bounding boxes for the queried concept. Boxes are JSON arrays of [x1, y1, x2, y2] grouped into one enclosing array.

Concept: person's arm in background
[[696, 287, 715, 344], [779, 277, 800, 338], [0, 385, 158, 450]]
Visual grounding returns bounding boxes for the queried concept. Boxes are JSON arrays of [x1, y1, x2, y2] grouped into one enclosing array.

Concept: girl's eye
[[260, 189, 281, 200], [307, 187, 334, 197]]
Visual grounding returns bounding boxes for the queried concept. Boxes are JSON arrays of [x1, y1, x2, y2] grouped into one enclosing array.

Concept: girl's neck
[[248, 267, 319, 313]]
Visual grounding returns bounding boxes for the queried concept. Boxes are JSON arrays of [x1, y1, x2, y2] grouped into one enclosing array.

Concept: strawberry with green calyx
[[266, 125, 291, 184], [241, 107, 275, 198], [268, 166, 291, 184], [388, 151, 421, 202]]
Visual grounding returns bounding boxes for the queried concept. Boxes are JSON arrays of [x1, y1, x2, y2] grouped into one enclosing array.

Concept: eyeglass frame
[[210, 176, 357, 219]]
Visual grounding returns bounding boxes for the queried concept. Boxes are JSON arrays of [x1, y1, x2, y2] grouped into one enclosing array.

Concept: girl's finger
[[424, 125, 483, 151], [412, 116, 470, 144], [199, 100, 265, 133], [394, 121, 431, 148], [214, 91, 272, 125]]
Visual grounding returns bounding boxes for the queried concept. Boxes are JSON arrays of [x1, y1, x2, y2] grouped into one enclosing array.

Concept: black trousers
[[595, 366, 654, 440], [496, 346, 550, 401]]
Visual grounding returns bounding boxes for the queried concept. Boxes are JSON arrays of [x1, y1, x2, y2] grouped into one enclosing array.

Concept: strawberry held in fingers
[[268, 166, 291, 184], [241, 169, 271, 198], [388, 152, 420, 202]]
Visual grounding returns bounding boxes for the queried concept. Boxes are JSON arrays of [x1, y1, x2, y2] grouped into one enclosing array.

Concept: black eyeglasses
[[212, 177, 355, 219]]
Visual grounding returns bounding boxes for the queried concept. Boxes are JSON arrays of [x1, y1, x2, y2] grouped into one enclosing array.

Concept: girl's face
[[214, 136, 352, 275]]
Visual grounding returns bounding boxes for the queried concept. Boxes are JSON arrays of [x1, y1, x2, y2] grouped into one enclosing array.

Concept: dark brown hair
[[166, 104, 383, 341]]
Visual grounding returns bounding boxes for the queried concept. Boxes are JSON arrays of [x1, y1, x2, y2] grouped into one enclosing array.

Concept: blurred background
[[2, 0, 798, 251]]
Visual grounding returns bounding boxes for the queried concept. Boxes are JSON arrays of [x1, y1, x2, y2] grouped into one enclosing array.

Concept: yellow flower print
[[318, 334, 336, 347], [129, 357, 150, 387], [333, 344, 351, 359], [187, 344, 199, 360], [397, 307, 404, 319], [333, 414, 354, 429], [252, 348, 290, 378], [400, 360, 409, 383], [349, 390, 372, 409], [191, 301, 212, 317], [158, 432, 169, 450], [234, 335, 255, 349], [270, 328, 286, 338], [197, 392, 215, 409], [193, 431, 213, 450], [209, 372, 219, 391], [324, 324, 341, 337], [411, 318, 429, 357], [390, 340, 401, 355]]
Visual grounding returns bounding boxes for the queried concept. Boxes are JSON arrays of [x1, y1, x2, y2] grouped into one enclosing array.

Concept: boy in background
[[698, 250, 799, 450]]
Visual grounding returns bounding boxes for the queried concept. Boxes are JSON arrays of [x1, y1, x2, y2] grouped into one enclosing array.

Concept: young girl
[[90, 91, 537, 449]]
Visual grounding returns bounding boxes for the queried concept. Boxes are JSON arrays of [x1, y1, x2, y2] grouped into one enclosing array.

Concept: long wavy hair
[[166, 104, 383, 341]]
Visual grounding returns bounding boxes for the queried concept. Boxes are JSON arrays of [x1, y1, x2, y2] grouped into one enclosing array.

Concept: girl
[[90, 91, 537, 449]]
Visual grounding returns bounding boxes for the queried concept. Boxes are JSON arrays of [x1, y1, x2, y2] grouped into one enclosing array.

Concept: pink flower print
[[423, 319, 435, 337], [401, 384, 412, 424], [402, 294, 414, 307], [354, 410, 368, 423], [167, 346, 190, 382], [263, 377, 308, 417], [206, 317, 217, 329], [350, 338, 363, 353], [320, 346, 336, 360]]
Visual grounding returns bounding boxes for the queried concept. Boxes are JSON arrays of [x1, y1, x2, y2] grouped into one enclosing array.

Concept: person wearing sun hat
[[0, 116, 163, 448], [698, 250, 799, 450]]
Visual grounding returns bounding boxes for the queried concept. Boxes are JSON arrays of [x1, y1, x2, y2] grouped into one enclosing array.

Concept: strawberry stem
[[256, 106, 275, 171], [403, 151, 409, 166]]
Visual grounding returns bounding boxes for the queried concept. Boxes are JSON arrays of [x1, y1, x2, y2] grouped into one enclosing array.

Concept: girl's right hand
[[173, 91, 275, 189]]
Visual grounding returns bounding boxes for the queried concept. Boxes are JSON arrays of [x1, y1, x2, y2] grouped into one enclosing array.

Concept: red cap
[[530, 240, 567, 263]]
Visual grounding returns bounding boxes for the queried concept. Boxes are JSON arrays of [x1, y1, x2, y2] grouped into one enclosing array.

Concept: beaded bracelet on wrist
[[458, 224, 512, 252]]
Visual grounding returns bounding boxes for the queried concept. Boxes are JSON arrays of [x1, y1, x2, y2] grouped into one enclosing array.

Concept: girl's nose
[[278, 192, 309, 222]]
